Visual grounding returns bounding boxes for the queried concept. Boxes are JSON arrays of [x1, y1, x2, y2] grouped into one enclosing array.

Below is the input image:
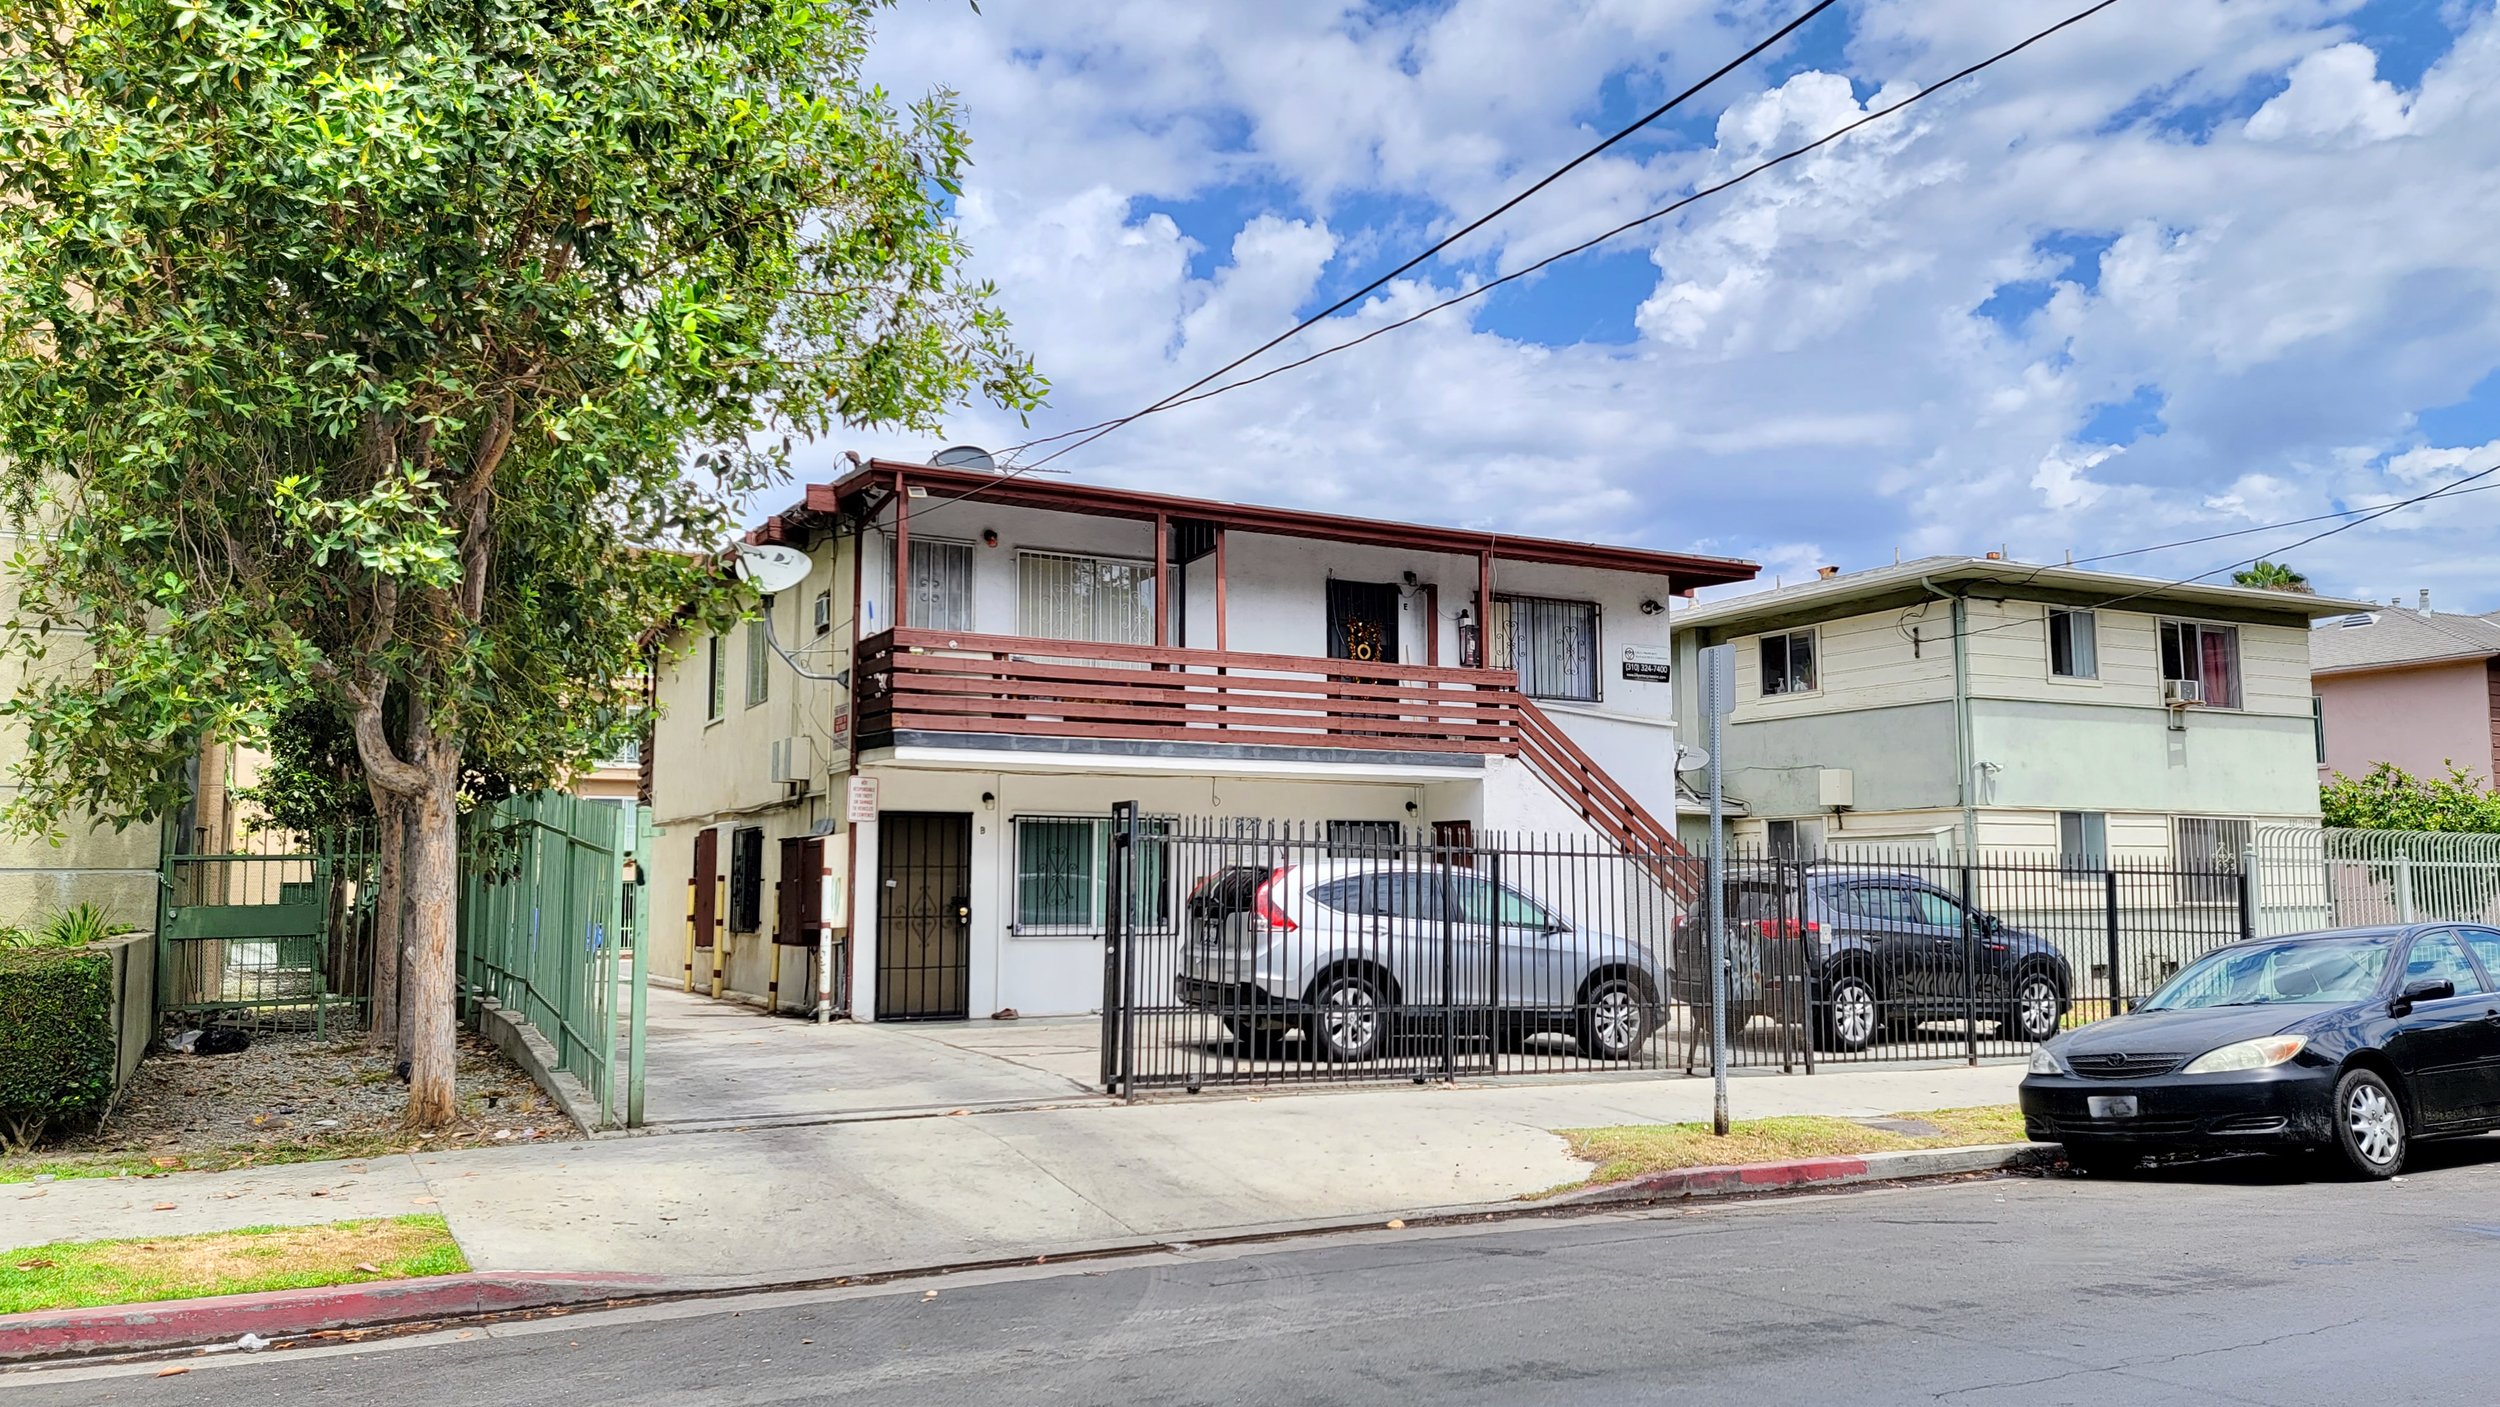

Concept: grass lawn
[[0, 1215, 467, 1315], [1557, 1105, 2031, 1189]]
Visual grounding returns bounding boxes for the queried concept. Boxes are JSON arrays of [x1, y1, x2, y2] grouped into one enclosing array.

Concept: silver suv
[[1175, 860, 1667, 1062]]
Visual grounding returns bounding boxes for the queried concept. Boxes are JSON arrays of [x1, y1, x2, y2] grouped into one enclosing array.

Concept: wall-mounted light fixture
[[980, 791, 997, 811], [982, 529, 999, 548], [1639, 598, 1665, 616]]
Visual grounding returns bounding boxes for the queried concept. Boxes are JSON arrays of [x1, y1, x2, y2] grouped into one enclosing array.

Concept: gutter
[[1921, 577, 1978, 856]]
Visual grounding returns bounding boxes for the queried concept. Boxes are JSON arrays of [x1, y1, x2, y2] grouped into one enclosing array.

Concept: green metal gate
[[457, 792, 650, 1128], [158, 830, 377, 1032]]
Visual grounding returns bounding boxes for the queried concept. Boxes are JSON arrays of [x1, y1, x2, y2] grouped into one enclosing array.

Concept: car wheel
[[2062, 1145, 2137, 1177], [2330, 1068, 2407, 1179], [1310, 971, 1390, 1062], [2006, 972, 2064, 1043], [1575, 976, 1658, 1061], [1816, 974, 1879, 1053]]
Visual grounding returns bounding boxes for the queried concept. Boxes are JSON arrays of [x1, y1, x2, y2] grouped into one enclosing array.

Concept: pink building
[[2310, 597, 2500, 784]]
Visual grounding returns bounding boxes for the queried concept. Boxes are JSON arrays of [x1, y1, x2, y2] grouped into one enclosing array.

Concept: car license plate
[[2087, 1095, 2139, 1120]]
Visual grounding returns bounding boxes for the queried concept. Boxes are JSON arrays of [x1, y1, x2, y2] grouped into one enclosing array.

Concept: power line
[[2063, 480, 2500, 568], [1004, 0, 2124, 480], [908, 0, 1845, 521], [1928, 461, 2500, 643]]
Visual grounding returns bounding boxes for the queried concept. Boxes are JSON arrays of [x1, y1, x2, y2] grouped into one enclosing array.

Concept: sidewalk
[[7, 1061, 2023, 1289]]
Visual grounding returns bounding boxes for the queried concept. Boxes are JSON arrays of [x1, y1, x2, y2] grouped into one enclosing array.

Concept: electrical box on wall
[[1817, 767, 1856, 811]]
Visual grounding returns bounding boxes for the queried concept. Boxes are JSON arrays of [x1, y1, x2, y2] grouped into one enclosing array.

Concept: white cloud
[[2244, 42, 2414, 145], [823, 0, 2500, 609]]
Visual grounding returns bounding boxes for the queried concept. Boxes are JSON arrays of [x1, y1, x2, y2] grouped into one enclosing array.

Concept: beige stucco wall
[[1728, 596, 2318, 723], [2314, 659, 2495, 784], [0, 532, 163, 930], [1702, 594, 2326, 826]]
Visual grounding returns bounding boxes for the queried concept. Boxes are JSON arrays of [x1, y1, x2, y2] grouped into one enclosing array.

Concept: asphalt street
[[17, 1139, 2500, 1406]]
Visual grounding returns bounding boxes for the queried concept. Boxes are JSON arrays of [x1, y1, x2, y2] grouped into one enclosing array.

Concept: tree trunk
[[367, 796, 404, 1052], [401, 751, 463, 1128], [396, 848, 418, 1067]]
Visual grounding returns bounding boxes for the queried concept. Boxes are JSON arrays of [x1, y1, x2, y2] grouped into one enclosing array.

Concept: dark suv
[[1671, 865, 2072, 1051]]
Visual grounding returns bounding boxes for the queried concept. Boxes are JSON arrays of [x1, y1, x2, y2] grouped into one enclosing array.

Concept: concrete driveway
[[634, 986, 1107, 1130]]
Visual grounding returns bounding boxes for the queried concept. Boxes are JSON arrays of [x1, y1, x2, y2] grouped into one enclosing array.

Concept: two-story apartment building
[[2310, 594, 2500, 785], [646, 457, 1756, 1022], [1669, 556, 2369, 866]]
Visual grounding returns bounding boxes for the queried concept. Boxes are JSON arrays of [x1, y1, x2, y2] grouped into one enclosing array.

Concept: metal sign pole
[[1704, 644, 1731, 1137]]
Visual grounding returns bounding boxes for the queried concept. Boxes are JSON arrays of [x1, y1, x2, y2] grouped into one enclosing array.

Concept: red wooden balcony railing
[[853, 628, 1698, 895], [855, 629, 1519, 755]]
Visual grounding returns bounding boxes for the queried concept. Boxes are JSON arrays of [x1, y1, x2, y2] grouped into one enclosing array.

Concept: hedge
[[0, 946, 118, 1146]]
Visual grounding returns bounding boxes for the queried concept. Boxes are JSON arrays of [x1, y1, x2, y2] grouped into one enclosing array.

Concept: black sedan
[[2020, 923, 2500, 1178]]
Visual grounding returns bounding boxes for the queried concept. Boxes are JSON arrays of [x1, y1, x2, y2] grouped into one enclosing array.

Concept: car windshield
[[2139, 937, 2392, 1010]]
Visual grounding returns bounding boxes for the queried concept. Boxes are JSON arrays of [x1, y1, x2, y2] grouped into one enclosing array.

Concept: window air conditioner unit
[[769, 737, 809, 785], [2163, 680, 2204, 706]]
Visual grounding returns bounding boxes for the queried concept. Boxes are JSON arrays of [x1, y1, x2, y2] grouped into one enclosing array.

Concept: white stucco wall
[[647, 493, 1710, 1021]]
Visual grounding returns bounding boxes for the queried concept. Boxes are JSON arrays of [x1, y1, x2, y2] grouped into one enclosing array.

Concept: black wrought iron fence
[[1099, 807, 2257, 1095]]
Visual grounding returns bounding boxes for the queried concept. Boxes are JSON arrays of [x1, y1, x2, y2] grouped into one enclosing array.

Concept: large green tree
[[0, 0, 1041, 1124]]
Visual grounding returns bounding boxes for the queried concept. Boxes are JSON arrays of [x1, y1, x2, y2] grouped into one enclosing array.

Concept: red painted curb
[[1550, 1142, 2053, 1208], [0, 1271, 669, 1363]]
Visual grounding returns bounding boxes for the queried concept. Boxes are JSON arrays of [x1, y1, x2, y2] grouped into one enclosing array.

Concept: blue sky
[[850, 0, 2500, 611]]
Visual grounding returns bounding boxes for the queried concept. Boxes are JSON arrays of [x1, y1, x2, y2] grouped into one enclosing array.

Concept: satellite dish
[[1674, 745, 1712, 773], [732, 544, 812, 596], [932, 444, 998, 472]]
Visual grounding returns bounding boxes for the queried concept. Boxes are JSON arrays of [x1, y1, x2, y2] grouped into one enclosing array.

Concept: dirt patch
[[1553, 1105, 2031, 1190], [3, 1028, 583, 1182]]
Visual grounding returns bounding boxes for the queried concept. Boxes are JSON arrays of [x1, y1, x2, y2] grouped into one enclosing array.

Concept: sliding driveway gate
[[1098, 806, 2258, 1096]]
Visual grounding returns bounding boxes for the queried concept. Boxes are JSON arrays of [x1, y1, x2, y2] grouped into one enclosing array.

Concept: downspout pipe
[[1921, 578, 1978, 858]]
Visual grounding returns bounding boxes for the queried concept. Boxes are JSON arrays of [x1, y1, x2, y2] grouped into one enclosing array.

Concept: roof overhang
[[2312, 649, 2500, 679], [754, 458, 1758, 591], [1672, 558, 2374, 645]]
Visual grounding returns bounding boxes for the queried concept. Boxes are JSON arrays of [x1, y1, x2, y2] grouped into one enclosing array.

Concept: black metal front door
[[876, 812, 972, 1020], [1327, 579, 1401, 665]]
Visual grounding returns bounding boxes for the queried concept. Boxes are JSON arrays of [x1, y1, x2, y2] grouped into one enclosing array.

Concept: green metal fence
[[456, 791, 649, 1127], [158, 826, 379, 1033]]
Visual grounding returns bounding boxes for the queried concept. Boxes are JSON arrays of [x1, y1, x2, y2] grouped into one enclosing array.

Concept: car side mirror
[[2394, 977, 2455, 1015]]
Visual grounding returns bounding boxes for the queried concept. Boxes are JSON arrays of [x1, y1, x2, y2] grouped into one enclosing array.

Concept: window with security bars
[[705, 635, 725, 720], [1012, 815, 1170, 932], [1325, 819, 1402, 858], [728, 825, 765, 932], [1017, 550, 1154, 645], [866, 533, 975, 633], [1491, 595, 1599, 701], [2173, 816, 2250, 903]]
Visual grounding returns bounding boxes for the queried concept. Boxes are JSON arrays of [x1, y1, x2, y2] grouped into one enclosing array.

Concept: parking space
[[634, 986, 1107, 1128]]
